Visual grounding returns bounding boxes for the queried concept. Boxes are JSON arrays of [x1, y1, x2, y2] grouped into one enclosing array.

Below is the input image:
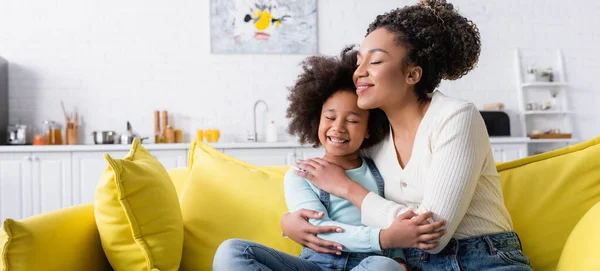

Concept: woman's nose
[[354, 63, 368, 79]]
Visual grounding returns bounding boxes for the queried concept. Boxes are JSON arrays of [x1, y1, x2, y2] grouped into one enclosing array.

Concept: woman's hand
[[281, 209, 344, 254], [293, 158, 355, 197], [379, 210, 447, 250]]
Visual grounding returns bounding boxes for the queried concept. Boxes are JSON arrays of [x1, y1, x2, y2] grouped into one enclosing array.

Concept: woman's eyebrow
[[357, 48, 390, 56]]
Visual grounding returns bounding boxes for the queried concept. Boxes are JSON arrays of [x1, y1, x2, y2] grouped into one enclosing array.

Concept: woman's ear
[[406, 66, 423, 85], [365, 132, 370, 139]]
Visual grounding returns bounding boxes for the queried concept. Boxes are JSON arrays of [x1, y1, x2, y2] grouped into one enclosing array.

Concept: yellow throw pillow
[[94, 138, 183, 271], [497, 136, 600, 271], [556, 201, 600, 270], [0, 204, 111, 271], [179, 140, 301, 271]]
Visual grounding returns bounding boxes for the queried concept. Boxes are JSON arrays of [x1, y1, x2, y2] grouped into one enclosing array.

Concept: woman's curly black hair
[[286, 46, 390, 149], [367, 0, 481, 100]]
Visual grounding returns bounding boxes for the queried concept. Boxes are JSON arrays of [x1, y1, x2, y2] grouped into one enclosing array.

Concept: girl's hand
[[380, 210, 447, 250], [293, 158, 353, 197], [281, 209, 344, 254]]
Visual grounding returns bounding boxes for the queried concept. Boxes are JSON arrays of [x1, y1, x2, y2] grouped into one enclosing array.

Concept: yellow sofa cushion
[[556, 201, 600, 270], [497, 137, 600, 271], [179, 140, 301, 271], [94, 138, 183, 271], [0, 204, 111, 271]]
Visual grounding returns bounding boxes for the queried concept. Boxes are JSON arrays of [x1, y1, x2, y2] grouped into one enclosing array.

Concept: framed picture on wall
[[210, 0, 318, 54]]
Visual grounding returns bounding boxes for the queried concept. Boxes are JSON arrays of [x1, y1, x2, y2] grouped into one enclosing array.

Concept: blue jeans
[[404, 231, 533, 270], [213, 238, 405, 271]]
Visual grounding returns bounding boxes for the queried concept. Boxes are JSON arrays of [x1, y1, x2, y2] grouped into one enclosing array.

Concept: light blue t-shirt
[[284, 158, 404, 259]]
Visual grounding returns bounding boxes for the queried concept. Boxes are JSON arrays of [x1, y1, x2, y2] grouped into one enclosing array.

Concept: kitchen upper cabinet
[[71, 151, 128, 205], [152, 150, 188, 169], [223, 148, 297, 166], [0, 153, 32, 221]]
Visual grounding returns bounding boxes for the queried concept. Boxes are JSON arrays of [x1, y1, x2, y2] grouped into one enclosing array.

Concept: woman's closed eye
[[346, 119, 359, 124], [370, 61, 382, 65], [325, 116, 335, 121]]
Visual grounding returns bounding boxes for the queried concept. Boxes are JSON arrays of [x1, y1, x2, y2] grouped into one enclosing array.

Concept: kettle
[[119, 121, 148, 144]]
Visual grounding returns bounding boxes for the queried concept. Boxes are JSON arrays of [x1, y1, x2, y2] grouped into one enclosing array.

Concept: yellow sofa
[[3, 137, 600, 271]]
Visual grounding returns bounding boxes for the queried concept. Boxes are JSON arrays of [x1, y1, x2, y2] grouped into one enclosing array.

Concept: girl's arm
[[284, 170, 383, 253]]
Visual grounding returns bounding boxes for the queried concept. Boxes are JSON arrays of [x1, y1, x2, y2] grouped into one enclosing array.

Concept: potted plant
[[540, 68, 554, 82], [526, 65, 537, 82]]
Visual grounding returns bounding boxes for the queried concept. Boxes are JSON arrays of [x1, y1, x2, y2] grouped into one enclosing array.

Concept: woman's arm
[[361, 103, 489, 253], [284, 170, 383, 253]]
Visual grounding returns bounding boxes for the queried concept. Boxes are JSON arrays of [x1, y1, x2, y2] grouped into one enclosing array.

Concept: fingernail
[[336, 252, 341, 255], [337, 246, 343, 250], [336, 228, 342, 232]]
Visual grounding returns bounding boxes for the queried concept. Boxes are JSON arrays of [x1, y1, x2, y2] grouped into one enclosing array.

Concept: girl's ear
[[365, 132, 370, 139]]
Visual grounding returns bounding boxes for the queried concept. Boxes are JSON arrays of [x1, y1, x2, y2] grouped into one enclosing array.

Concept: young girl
[[212, 48, 444, 271]]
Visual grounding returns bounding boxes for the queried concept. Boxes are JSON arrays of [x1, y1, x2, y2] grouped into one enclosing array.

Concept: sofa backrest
[[496, 137, 600, 270], [167, 137, 600, 271]]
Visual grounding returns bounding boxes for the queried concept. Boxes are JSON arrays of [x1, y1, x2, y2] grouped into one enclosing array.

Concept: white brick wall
[[1, 0, 599, 144]]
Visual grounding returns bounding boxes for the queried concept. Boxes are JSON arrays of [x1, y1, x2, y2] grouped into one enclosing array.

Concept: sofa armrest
[[1, 203, 111, 271], [556, 201, 600, 270]]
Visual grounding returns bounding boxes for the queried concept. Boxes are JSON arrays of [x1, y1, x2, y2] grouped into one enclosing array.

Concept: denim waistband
[[301, 247, 383, 259], [411, 231, 523, 257]]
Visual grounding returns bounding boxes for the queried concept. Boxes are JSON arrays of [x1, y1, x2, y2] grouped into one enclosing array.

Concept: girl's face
[[318, 91, 370, 157], [353, 28, 421, 111]]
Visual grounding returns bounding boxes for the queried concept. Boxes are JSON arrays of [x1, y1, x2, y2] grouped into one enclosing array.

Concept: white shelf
[[521, 82, 569, 88], [515, 49, 577, 155], [528, 138, 578, 144], [523, 110, 573, 115]]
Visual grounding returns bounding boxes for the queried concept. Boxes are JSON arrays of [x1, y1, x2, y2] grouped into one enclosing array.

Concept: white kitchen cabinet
[[31, 152, 72, 215], [71, 151, 128, 205], [0, 152, 71, 221], [223, 148, 297, 166], [491, 143, 528, 163], [298, 147, 326, 160], [152, 150, 188, 169], [0, 153, 32, 221]]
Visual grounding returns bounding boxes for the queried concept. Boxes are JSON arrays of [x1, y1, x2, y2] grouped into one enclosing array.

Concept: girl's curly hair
[[367, 0, 481, 100], [286, 46, 389, 148]]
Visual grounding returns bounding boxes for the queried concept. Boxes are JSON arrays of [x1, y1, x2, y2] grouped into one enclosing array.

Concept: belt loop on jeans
[[513, 231, 524, 251], [420, 251, 429, 263], [483, 235, 497, 255]]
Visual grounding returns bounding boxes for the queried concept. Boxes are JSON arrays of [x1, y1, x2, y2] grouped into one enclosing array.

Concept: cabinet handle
[[24, 156, 32, 162], [32, 155, 39, 161]]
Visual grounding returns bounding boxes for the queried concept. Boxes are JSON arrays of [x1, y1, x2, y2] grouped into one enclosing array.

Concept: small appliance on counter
[[6, 124, 28, 145], [0, 57, 8, 145], [119, 121, 148, 144], [92, 131, 118, 144], [479, 111, 511, 137]]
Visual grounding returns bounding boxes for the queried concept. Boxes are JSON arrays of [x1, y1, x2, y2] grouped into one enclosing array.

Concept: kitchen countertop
[[0, 141, 314, 152], [0, 137, 531, 153], [488, 137, 531, 143]]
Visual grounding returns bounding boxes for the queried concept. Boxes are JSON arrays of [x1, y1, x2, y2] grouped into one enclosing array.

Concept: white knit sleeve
[[420, 103, 489, 253], [360, 103, 489, 254]]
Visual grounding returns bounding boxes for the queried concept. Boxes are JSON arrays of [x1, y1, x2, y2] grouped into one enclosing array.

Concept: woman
[[284, 0, 533, 270]]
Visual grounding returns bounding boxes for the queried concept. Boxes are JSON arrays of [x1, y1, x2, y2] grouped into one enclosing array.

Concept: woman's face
[[353, 28, 419, 110]]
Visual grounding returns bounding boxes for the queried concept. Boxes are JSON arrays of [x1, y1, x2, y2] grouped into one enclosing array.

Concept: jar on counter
[[42, 120, 63, 145]]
